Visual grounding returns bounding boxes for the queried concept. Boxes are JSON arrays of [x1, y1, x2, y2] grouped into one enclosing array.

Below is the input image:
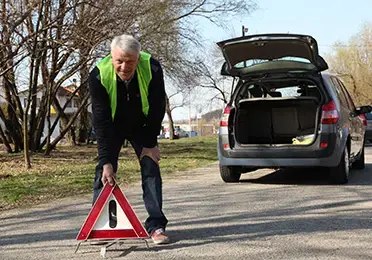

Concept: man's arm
[[89, 67, 113, 165], [141, 58, 166, 148]]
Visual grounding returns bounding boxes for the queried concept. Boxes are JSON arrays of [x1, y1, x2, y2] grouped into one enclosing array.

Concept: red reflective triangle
[[76, 183, 149, 240]]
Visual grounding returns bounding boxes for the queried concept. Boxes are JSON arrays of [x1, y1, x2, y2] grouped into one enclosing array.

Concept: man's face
[[111, 47, 139, 81]]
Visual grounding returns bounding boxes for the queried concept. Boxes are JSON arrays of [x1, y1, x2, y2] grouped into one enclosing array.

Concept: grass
[[0, 136, 218, 210]]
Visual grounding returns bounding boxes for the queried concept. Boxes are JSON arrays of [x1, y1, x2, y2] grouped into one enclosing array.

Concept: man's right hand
[[102, 163, 115, 186]]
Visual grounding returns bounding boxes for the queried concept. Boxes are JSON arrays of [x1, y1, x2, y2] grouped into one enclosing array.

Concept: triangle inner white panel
[[93, 193, 134, 230]]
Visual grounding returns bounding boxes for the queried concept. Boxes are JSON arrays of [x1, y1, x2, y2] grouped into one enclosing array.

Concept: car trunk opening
[[217, 34, 328, 77], [232, 79, 324, 146]]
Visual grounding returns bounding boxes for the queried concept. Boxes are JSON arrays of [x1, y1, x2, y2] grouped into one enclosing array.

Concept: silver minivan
[[217, 34, 372, 184]]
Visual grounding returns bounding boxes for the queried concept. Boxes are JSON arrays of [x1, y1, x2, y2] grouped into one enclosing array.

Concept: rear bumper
[[218, 133, 343, 167], [218, 154, 341, 167]]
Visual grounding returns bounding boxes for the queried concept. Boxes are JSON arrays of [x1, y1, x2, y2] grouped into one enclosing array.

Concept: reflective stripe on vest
[[96, 51, 152, 119]]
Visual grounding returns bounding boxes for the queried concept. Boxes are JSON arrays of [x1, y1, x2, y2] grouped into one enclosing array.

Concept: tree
[[0, 0, 30, 154], [1, 0, 157, 155], [326, 22, 372, 106], [191, 46, 232, 104], [155, 0, 257, 134], [0, 0, 257, 168]]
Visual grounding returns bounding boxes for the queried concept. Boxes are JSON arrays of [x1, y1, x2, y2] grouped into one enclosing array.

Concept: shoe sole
[[152, 238, 170, 245]]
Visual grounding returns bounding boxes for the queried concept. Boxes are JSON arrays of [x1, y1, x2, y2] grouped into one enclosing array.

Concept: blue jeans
[[93, 140, 168, 235]]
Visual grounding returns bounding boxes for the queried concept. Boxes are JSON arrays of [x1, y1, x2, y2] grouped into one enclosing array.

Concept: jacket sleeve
[[89, 67, 113, 165], [140, 58, 166, 148]]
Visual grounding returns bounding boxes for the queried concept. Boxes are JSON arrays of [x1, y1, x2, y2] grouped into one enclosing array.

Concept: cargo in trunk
[[235, 97, 320, 145]]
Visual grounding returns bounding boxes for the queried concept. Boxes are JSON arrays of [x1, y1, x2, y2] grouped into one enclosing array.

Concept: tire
[[219, 166, 241, 183], [352, 145, 365, 170], [329, 146, 350, 184]]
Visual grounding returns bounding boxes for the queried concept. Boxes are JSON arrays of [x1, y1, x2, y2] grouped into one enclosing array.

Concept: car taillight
[[321, 100, 339, 124], [220, 105, 231, 127], [359, 114, 367, 126]]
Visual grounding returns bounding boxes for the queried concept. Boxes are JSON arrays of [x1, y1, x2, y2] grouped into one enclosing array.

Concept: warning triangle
[[76, 183, 149, 240]]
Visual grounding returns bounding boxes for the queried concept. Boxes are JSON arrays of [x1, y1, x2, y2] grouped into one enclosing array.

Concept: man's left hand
[[140, 146, 160, 164]]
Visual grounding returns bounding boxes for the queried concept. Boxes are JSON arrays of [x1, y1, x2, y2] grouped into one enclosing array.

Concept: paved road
[[1, 145, 372, 260]]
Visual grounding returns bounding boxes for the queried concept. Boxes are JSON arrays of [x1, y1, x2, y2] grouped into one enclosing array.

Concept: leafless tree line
[[0, 0, 256, 167]]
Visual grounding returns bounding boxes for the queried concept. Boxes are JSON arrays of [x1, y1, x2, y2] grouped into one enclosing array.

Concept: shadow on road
[[239, 163, 372, 186], [1, 151, 372, 258], [133, 198, 372, 253]]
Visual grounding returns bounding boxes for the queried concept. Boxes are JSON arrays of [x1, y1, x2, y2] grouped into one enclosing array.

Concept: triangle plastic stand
[[75, 183, 149, 254]]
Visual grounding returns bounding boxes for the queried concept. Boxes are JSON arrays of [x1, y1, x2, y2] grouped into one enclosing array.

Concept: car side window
[[336, 78, 356, 111], [330, 77, 349, 109]]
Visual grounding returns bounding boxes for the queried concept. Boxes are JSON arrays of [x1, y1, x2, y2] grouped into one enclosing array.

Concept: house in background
[[17, 84, 91, 142]]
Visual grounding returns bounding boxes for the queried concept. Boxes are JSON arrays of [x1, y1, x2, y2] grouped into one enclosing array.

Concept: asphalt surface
[[1, 145, 372, 260]]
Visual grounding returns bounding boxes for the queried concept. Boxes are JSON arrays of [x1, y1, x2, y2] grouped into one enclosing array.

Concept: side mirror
[[355, 105, 372, 115]]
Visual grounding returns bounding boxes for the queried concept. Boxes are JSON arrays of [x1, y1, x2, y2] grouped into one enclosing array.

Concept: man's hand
[[102, 163, 115, 186], [140, 146, 160, 164]]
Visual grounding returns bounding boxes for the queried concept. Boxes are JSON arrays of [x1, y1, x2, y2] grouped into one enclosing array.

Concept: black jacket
[[89, 57, 166, 165]]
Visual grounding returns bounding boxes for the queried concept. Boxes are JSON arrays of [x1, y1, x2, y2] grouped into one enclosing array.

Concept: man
[[89, 34, 169, 244]]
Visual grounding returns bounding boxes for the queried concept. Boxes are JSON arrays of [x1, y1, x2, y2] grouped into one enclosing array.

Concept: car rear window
[[276, 86, 302, 97], [235, 81, 320, 105], [234, 57, 311, 69]]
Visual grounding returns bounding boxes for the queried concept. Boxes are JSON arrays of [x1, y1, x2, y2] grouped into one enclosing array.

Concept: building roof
[[19, 84, 79, 96], [57, 84, 79, 96]]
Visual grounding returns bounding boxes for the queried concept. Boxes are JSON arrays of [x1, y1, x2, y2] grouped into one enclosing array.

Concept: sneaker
[[151, 228, 170, 245]]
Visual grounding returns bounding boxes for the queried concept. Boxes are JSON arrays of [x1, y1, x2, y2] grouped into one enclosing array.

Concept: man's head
[[110, 34, 141, 81]]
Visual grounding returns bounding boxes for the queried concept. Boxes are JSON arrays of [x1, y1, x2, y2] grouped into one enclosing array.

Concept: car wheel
[[219, 166, 241, 183], [352, 144, 365, 170], [329, 146, 350, 184]]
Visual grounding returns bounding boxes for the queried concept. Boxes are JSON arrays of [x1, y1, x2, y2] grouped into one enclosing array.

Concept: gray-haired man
[[89, 34, 169, 244]]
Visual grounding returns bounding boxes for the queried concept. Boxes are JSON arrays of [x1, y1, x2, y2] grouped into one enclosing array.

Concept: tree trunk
[[0, 100, 22, 151], [70, 124, 77, 145], [22, 55, 37, 169], [165, 94, 175, 139], [0, 125, 12, 153], [3, 76, 23, 150], [77, 109, 89, 144], [23, 113, 31, 169], [77, 64, 90, 144], [0, 0, 22, 152], [34, 96, 47, 151]]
